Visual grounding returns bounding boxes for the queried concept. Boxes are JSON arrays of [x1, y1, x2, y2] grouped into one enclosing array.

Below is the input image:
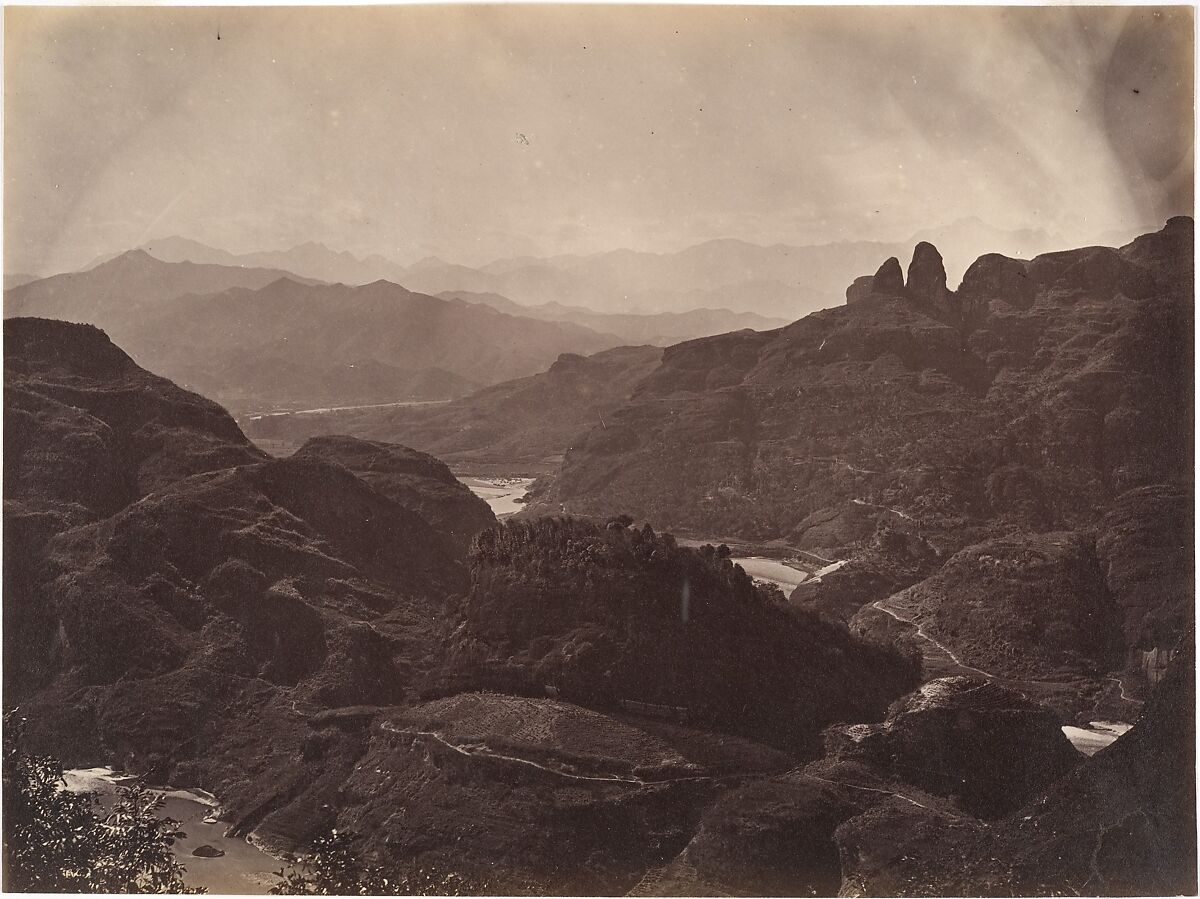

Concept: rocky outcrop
[[1028, 245, 1154, 300], [833, 643, 1196, 896], [542, 220, 1191, 694], [958, 252, 1035, 314], [841, 242, 956, 318], [823, 677, 1082, 818], [292, 435, 496, 554], [5, 318, 266, 525], [1119, 214, 1194, 284], [845, 275, 875, 304], [871, 256, 906, 295], [905, 241, 956, 318]]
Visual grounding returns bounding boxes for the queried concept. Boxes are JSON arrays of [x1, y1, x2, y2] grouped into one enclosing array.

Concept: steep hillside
[[242, 344, 664, 470], [5, 317, 267, 528], [4, 317, 271, 699], [833, 642, 1195, 897], [15, 454, 466, 775], [292, 436, 497, 553], [4, 322, 470, 833], [539, 219, 1193, 695], [433, 518, 920, 752]]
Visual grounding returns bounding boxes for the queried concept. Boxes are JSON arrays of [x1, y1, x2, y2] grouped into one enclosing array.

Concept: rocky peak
[[845, 245, 959, 321], [845, 275, 876, 305], [550, 352, 588, 372], [905, 241, 948, 303], [872, 257, 906, 295], [958, 252, 1034, 312]]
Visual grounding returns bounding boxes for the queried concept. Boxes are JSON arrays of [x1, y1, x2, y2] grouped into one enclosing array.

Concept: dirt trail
[[869, 598, 994, 679], [802, 771, 952, 817], [851, 497, 914, 520], [380, 722, 731, 787], [1107, 674, 1145, 706]]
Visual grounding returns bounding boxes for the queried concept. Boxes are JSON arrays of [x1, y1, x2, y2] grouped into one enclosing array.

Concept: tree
[[3, 710, 199, 893], [270, 829, 389, 895], [271, 829, 494, 896]]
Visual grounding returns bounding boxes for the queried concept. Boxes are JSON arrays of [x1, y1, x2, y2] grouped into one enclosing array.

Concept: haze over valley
[[3, 5, 1194, 896]]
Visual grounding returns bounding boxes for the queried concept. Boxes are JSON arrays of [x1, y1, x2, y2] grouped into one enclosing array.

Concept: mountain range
[[67, 217, 1087, 321], [5, 249, 795, 414], [3, 214, 1193, 894], [239, 218, 1194, 730]]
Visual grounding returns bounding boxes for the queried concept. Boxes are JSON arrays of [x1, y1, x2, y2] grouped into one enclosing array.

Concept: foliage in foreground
[[271, 829, 494, 896], [2, 710, 199, 893]]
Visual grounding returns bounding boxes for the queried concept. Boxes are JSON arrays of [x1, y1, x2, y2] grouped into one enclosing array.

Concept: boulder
[[823, 677, 1082, 818]]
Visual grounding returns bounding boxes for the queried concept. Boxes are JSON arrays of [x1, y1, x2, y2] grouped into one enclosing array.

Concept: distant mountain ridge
[[4, 250, 323, 334], [438, 289, 788, 345], [85, 236, 411, 286], [72, 219, 1077, 320], [3, 254, 630, 414]]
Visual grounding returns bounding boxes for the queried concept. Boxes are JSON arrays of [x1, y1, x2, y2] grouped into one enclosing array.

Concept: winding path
[[851, 498, 914, 521], [802, 772, 946, 815], [1105, 674, 1145, 706], [869, 598, 994, 679], [380, 722, 731, 787]]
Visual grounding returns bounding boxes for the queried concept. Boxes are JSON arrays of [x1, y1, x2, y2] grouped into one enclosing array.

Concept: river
[[1060, 721, 1133, 756], [244, 398, 452, 420], [63, 768, 281, 894], [729, 556, 809, 598], [459, 475, 535, 518]]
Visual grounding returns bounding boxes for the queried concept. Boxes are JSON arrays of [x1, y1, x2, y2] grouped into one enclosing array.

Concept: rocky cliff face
[[538, 219, 1193, 697], [4, 321, 475, 829], [832, 642, 1195, 897], [291, 435, 496, 554], [4, 318, 270, 698], [5, 317, 266, 525]]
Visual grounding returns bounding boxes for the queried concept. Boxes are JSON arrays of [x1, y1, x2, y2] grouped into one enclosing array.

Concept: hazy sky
[[5, 5, 1194, 274]]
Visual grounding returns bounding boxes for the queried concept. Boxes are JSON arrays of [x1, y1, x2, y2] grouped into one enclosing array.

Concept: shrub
[[2, 710, 199, 893]]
